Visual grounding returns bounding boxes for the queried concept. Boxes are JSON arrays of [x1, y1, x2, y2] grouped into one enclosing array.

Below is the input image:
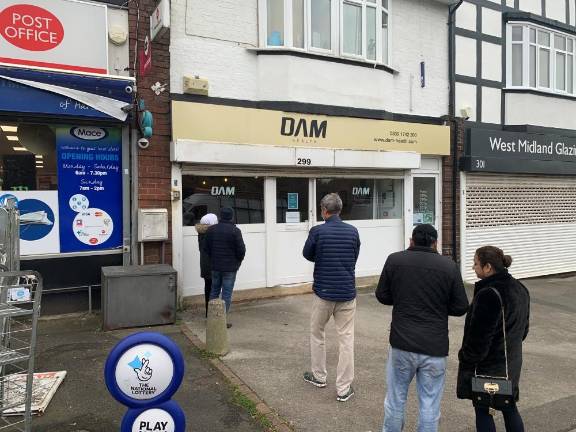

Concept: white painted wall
[[481, 42, 502, 82], [456, 36, 477, 77], [170, 0, 450, 116], [546, 1, 567, 24], [456, 2, 476, 32], [505, 93, 576, 129], [481, 87, 501, 124], [482, 7, 502, 38], [519, 0, 542, 15], [455, 82, 477, 121]]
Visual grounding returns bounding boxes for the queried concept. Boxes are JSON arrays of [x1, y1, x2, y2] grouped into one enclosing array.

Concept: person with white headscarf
[[196, 213, 218, 317]]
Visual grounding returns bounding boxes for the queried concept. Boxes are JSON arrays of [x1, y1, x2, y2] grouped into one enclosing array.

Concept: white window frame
[[506, 22, 576, 97], [259, 0, 391, 65]]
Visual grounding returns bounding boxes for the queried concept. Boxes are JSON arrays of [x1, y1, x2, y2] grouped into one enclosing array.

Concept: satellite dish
[[17, 124, 55, 155]]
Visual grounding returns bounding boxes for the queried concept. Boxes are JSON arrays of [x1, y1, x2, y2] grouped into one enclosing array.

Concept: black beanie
[[220, 207, 234, 222]]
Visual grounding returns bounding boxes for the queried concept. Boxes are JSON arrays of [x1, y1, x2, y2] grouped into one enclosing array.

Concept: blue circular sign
[[0, 194, 18, 208], [105, 333, 185, 408], [121, 400, 186, 432], [18, 198, 55, 241]]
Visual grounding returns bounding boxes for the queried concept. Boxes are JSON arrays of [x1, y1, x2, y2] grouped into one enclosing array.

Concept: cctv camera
[[137, 138, 149, 149]]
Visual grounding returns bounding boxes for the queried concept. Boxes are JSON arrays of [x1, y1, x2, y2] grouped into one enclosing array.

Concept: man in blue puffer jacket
[[302, 193, 361, 402]]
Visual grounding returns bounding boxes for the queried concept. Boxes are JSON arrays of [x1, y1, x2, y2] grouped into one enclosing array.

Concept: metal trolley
[[0, 271, 43, 432]]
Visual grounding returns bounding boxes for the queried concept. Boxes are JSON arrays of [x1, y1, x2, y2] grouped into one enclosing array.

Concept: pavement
[[31, 315, 264, 432], [183, 274, 576, 432]]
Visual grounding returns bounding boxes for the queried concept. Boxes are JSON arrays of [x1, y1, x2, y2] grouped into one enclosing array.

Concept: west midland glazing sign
[[172, 102, 450, 155], [0, 0, 108, 74]]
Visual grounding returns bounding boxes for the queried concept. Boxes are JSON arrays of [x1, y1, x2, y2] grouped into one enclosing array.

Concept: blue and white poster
[[57, 127, 123, 253]]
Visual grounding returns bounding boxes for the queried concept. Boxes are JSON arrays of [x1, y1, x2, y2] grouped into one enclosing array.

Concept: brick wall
[[129, 0, 172, 264], [441, 118, 465, 261]]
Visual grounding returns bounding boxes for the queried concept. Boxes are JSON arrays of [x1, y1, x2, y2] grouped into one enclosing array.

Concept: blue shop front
[[0, 0, 134, 312]]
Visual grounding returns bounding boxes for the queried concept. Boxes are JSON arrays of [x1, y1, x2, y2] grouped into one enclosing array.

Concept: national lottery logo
[[113, 342, 175, 401], [129, 354, 153, 382]]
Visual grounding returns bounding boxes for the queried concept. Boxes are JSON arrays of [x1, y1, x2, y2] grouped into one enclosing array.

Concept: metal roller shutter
[[463, 173, 576, 281]]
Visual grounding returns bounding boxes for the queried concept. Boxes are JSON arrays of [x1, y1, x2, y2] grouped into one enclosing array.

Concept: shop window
[[0, 123, 57, 191], [182, 176, 264, 226], [316, 178, 402, 221], [276, 177, 309, 223], [0, 123, 124, 255]]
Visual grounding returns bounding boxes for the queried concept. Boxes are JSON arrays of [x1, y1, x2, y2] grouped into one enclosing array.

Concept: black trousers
[[475, 405, 525, 432], [203, 278, 212, 317]]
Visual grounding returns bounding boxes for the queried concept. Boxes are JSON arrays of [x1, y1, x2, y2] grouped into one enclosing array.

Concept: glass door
[[412, 176, 439, 229]]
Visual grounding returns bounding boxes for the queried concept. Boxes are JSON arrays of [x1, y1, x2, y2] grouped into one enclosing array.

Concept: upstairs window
[[262, 0, 390, 65], [508, 23, 575, 95]]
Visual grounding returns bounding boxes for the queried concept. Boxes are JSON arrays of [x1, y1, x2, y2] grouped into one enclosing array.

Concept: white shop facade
[[170, 101, 450, 299]]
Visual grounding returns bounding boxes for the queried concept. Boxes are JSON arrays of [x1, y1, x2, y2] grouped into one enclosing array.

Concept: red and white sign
[[0, 0, 108, 74], [139, 34, 152, 77]]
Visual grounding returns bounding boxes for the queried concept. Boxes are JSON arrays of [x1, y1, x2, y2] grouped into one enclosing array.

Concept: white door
[[267, 177, 315, 286]]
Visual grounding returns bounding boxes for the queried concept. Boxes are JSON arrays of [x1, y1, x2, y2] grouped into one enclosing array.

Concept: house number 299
[[297, 158, 312, 166]]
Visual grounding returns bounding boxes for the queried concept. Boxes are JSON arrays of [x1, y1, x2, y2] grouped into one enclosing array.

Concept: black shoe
[[226, 323, 232, 329], [336, 386, 355, 402], [303, 371, 326, 388]]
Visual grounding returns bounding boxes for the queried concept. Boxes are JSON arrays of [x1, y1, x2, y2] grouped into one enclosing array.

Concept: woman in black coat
[[195, 213, 218, 317], [457, 246, 530, 432]]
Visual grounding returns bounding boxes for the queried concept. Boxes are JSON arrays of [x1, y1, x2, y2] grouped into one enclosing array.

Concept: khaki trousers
[[310, 295, 356, 395]]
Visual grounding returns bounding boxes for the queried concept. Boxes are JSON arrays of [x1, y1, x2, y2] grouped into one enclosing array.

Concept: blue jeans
[[383, 347, 447, 432], [210, 271, 237, 312]]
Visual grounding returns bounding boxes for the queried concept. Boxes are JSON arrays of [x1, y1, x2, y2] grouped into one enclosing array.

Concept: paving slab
[[184, 276, 576, 432], [31, 315, 264, 432]]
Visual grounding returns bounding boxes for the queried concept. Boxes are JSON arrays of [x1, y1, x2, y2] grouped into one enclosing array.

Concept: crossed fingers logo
[[128, 356, 153, 382]]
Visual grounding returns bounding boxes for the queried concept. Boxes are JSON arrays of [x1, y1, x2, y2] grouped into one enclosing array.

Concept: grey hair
[[320, 193, 343, 215]]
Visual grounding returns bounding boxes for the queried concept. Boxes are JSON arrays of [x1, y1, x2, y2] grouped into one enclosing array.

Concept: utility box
[[101, 264, 177, 330]]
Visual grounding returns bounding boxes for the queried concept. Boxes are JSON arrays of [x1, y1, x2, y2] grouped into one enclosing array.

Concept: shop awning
[[0, 66, 134, 122]]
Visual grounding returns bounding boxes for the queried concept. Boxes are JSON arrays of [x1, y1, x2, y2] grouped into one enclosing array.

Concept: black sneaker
[[336, 386, 355, 402], [303, 372, 326, 388]]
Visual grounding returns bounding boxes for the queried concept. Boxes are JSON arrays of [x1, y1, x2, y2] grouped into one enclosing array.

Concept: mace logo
[[281, 117, 327, 139], [71, 127, 107, 141]]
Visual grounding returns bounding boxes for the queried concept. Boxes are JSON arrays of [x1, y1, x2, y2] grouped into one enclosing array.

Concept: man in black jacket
[[204, 207, 246, 322], [376, 224, 468, 432]]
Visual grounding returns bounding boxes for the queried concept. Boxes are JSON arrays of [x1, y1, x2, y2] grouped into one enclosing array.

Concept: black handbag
[[471, 288, 514, 413]]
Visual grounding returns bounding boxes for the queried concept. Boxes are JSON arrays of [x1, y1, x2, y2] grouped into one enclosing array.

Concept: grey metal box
[[101, 264, 177, 330]]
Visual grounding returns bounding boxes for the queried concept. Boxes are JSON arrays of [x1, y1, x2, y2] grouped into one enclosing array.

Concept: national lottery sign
[[105, 333, 186, 432]]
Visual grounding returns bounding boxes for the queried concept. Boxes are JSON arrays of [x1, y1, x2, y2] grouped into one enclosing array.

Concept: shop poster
[[57, 127, 122, 252], [0, 191, 60, 255]]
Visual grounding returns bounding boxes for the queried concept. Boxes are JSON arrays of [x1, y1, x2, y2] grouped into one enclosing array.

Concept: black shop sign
[[461, 128, 576, 175]]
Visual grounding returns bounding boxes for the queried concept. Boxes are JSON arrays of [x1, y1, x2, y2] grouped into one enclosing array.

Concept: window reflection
[[182, 176, 264, 225]]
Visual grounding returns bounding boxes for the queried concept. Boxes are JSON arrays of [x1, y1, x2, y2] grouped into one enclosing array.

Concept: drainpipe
[[448, 0, 464, 262]]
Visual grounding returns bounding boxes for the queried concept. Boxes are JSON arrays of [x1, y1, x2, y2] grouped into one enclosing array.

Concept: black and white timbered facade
[[454, 0, 576, 280]]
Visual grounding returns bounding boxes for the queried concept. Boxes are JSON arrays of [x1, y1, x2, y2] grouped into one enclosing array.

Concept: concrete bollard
[[206, 299, 229, 356]]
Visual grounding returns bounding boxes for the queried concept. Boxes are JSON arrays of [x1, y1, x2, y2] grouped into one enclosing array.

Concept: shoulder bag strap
[[474, 287, 509, 380]]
